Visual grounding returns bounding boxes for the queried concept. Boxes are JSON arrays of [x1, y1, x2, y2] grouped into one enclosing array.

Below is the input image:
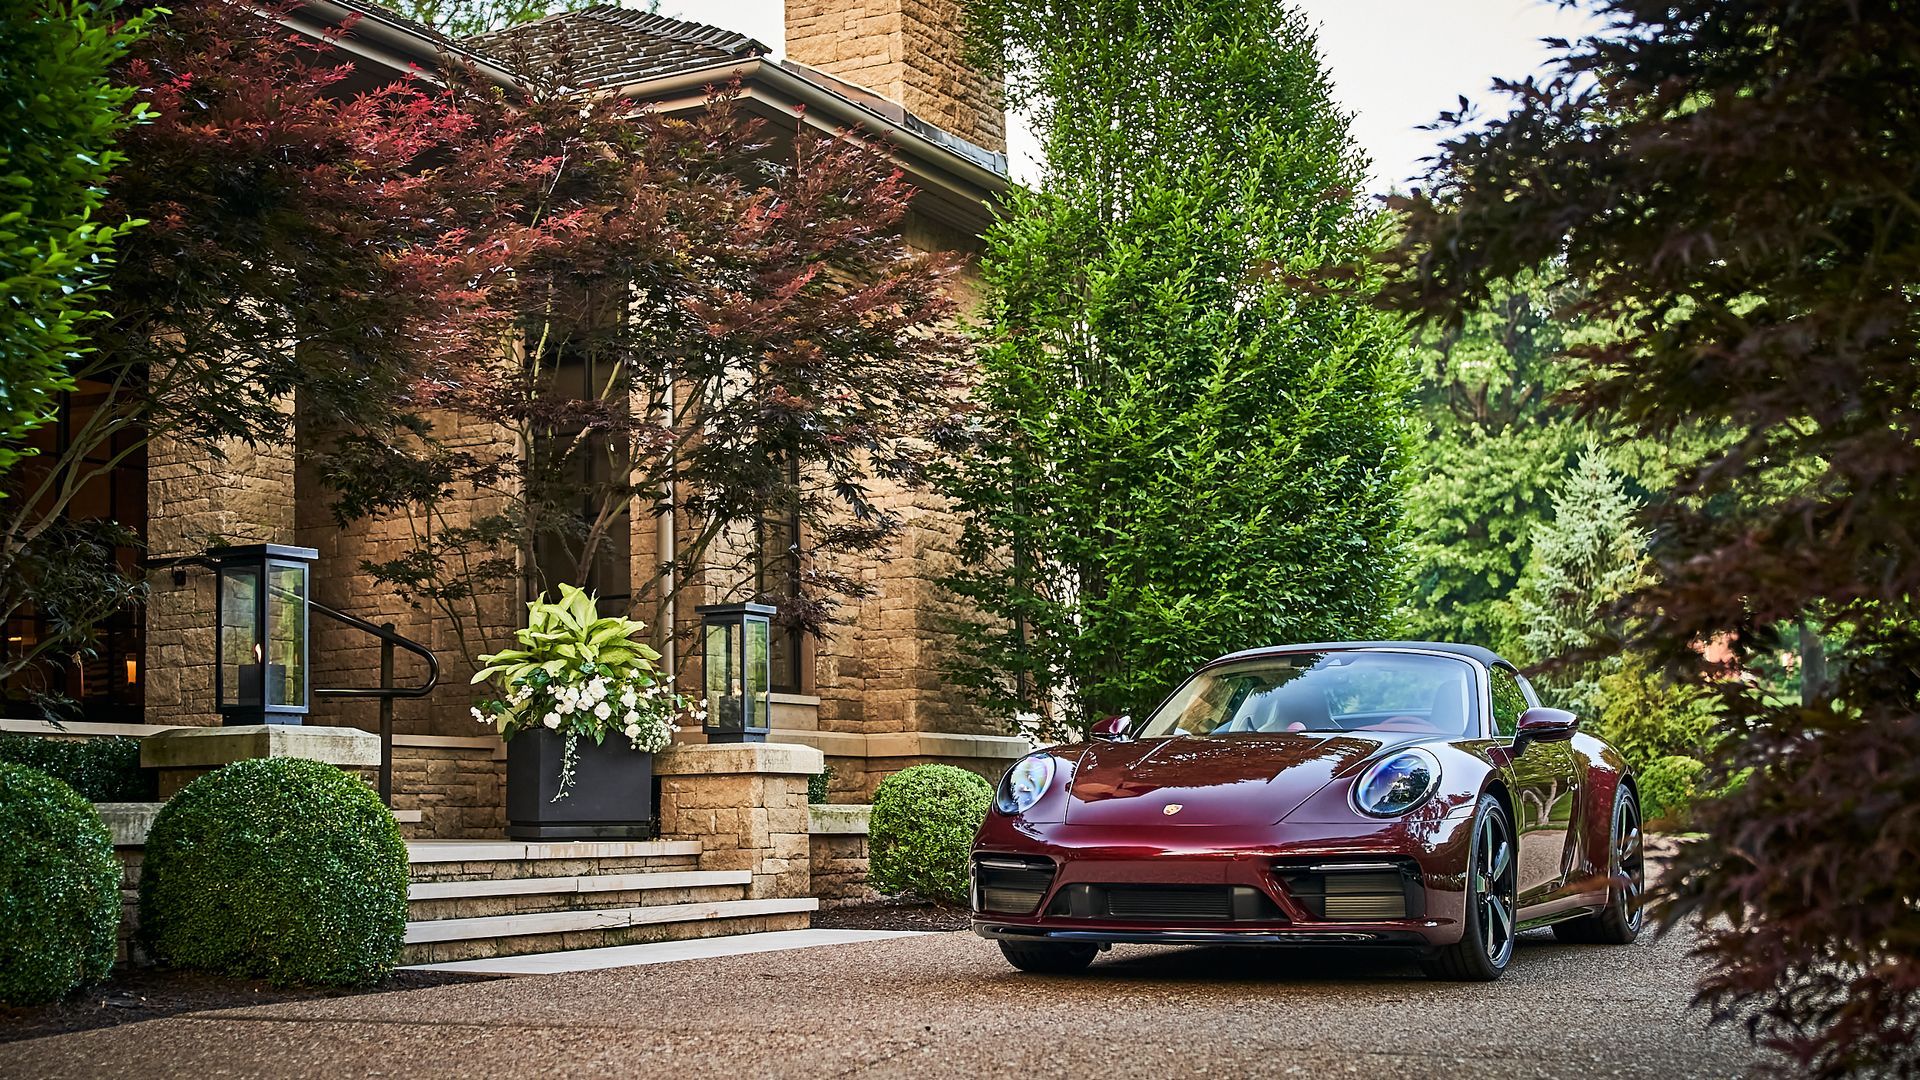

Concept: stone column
[[654, 742, 822, 900]]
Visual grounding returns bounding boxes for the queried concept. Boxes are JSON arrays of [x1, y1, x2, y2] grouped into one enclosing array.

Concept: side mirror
[[1515, 706, 1579, 746], [1090, 715, 1132, 742]]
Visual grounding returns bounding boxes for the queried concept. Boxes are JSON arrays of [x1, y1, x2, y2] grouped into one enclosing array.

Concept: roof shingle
[[463, 5, 768, 87]]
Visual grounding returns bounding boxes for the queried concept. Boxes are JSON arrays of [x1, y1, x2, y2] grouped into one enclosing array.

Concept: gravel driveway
[[1, 925, 1759, 1079]]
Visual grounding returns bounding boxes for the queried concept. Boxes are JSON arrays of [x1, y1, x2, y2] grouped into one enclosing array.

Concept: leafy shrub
[[868, 764, 992, 905], [0, 763, 120, 1005], [0, 733, 156, 801], [1637, 755, 1706, 825], [808, 766, 834, 805], [139, 758, 408, 987]]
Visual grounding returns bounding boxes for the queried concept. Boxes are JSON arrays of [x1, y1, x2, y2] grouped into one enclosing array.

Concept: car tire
[[1421, 793, 1517, 982], [997, 939, 1098, 974], [1552, 784, 1644, 946]]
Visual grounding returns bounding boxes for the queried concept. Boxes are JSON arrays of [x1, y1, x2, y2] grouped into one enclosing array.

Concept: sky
[[658, 0, 1599, 191]]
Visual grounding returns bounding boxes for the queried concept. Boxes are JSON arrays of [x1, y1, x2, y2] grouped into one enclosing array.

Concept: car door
[[1489, 666, 1579, 904]]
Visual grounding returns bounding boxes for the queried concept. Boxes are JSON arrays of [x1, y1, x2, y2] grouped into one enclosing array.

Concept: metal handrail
[[305, 596, 438, 806], [143, 554, 440, 805]]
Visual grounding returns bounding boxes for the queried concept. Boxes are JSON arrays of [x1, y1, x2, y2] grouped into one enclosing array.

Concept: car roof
[[1207, 640, 1513, 670]]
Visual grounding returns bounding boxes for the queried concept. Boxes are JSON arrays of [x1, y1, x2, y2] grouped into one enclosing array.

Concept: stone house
[[2, 0, 1028, 840]]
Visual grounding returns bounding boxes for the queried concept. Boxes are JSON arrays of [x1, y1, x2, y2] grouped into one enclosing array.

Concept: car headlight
[[995, 754, 1056, 816], [1353, 749, 1441, 817]]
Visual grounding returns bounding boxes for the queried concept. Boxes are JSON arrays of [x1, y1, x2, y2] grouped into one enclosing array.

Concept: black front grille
[[1107, 886, 1232, 920], [1047, 884, 1284, 923], [974, 855, 1057, 914], [1274, 859, 1420, 922]]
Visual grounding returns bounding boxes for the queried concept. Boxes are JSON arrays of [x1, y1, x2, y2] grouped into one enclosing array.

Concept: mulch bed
[[0, 966, 494, 1044], [811, 899, 972, 933]]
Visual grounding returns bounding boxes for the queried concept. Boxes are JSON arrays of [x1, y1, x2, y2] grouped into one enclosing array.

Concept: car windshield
[[1138, 652, 1480, 738]]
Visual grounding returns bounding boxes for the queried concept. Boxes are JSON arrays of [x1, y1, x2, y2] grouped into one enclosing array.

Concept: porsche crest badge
[[1163, 803, 1183, 816]]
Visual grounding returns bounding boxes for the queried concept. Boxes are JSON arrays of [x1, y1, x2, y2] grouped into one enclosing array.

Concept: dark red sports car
[[970, 642, 1645, 980]]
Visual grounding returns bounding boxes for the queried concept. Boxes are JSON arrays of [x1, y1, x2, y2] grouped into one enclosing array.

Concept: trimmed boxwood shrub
[[868, 763, 993, 905], [0, 733, 156, 801], [139, 757, 408, 987], [0, 763, 120, 1005]]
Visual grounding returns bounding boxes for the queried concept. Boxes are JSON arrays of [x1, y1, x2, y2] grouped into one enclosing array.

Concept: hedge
[[0, 763, 121, 1005], [139, 757, 408, 987], [868, 763, 993, 906], [0, 732, 155, 802]]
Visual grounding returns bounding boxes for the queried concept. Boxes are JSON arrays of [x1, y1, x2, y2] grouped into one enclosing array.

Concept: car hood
[[1063, 734, 1393, 826]]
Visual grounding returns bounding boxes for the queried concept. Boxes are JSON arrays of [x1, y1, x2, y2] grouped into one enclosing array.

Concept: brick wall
[[786, 0, 1006, 154]]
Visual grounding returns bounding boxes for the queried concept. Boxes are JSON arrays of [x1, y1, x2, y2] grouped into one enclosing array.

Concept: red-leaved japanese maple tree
[[323, 31, 970, 666], [1380, 2, 1920, 1075], [0, 0, 489, 707]]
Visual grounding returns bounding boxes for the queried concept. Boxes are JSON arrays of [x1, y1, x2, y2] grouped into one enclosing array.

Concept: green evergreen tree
[[1397, 271, 1583, 651], [1508, 442, 1647, 714], [941, 0, 1409, 735], [0, 0, 148, 482]]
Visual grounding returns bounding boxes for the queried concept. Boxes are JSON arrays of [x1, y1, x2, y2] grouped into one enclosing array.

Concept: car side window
[[1489, 667, 1527, 739]]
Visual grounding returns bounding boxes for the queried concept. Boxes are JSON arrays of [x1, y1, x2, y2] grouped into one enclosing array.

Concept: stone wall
[[807, 803, 876, 906], [656, 743, 820, 901], [786, 0, 1006, 154], [144, 429, 298, 728], [297, 408, 520, 741], [389, 741, 506, 838]]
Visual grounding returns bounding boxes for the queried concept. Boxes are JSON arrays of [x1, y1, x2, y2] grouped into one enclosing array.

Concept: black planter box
[[505, 727, 655, 840]]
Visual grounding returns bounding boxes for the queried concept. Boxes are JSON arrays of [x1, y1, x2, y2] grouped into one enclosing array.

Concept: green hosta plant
[[470, 585, 698, 798]]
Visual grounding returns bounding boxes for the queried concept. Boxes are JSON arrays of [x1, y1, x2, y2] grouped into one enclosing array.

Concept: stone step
[[405, 839, 704, 885], [400, 897, 819, 965], [405, 871, 752, 922], [408, 870, 749, 901]]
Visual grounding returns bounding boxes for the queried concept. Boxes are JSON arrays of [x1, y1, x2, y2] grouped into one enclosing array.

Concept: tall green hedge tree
[[0, 0, 147, 483], [944, 0, 1410, 736]]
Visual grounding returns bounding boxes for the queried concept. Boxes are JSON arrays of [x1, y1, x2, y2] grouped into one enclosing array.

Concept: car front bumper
[[970, 811, 1478, 949]]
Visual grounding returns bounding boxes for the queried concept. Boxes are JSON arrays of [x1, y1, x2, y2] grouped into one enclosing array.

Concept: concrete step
[[405, 871, 753, 922], [400, 897, 820, 965]]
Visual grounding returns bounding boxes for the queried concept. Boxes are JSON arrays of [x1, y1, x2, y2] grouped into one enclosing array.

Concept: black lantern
[[213, 544, 315, 726], [698, 602, 775, 743]]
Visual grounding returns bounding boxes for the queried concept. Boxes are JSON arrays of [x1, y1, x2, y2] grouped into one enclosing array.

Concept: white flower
[[542, 713, 561, 729], [470, 706, 487, 724], [625, 709, 640, 724], [619, 688, 638, 708], [588, 679, 607, 702], [623, 722, 641, 740], [557, 697, 576, 714], [593, 701, 612, 721]]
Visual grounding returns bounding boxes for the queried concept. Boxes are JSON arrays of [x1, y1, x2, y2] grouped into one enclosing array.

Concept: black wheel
[[1553, 785, 1644, 945], [1421, 794, 1517, 981], [997, 939, 1098, 974]]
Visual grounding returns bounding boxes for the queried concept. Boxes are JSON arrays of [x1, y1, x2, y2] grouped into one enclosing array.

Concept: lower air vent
[[1275, 859, 1420, 922], [1047, 884, 1284, 923], [974, 856, 1056, 914], [1107, 886, 1233, 921]]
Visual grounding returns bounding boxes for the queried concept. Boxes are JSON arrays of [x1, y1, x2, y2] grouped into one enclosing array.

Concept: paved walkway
[[3, 926, 1759, 1079]]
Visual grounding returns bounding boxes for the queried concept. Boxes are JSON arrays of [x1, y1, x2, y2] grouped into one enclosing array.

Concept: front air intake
[[973, 855, 1056, 915], [1274, 858, 1421, 922]]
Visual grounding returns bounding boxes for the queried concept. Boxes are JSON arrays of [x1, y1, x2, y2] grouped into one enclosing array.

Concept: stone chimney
[[784, 0, 1006, 154]]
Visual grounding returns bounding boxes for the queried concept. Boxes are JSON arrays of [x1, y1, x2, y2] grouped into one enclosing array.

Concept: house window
[[754, 461, 805, 695], [2, 383, 147, 721], [528, 321, 631, 613]]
